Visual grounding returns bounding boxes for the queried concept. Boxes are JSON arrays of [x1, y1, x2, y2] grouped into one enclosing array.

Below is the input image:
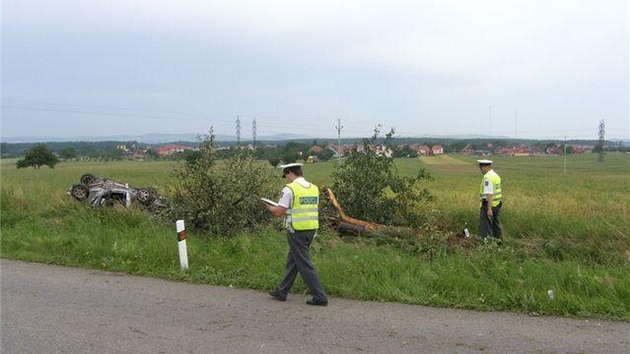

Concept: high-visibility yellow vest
[[286, 181, 319, 230], [479, 170, 502, 207]]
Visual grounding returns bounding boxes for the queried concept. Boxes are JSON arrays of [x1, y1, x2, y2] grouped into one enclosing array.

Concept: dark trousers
[[277, 229, 327, 301], [480, 201, 503, 242]]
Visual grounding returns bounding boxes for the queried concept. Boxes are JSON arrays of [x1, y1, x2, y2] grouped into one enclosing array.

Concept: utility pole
[[489, 105, 493, 138], [563, 136, 567, 174], [236, 115, 241, 146], [335, 119, 344, 164], [514, 106, 518, 138], [252, 117, 257, 147], [597, 119, 605, 162]]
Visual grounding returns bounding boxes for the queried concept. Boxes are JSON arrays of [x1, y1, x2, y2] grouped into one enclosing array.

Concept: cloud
[[3, 0, 628, 140], [11, 0, 625, 77]]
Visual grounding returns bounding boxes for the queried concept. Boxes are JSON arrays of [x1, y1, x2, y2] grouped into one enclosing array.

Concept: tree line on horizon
[[3, 136, 626, 169]]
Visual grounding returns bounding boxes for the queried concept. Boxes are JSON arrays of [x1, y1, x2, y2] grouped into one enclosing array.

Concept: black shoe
[[306, 298, 328, 306], [268, 290, 286, 301]]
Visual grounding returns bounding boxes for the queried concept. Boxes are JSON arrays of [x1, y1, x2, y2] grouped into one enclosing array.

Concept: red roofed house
[[461, 144, 474, 155], [156, 144, 188, 157]]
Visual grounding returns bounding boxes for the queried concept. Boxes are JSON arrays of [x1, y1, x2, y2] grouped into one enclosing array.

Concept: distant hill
[[1, 132, 627, 146], [1, 132, 313, 144]]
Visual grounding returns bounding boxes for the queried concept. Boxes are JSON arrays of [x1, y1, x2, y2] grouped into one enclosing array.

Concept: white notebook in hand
[[260, 198, 278, 207]]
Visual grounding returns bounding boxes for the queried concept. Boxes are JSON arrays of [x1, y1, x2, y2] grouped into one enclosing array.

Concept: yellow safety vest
[[287, 181, 319, 230], [479, 170, 502, 207]]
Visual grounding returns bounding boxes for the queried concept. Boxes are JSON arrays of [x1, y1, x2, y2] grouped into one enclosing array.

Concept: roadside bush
[[330, 126, 434, 227], [169, 129, 278, 237]]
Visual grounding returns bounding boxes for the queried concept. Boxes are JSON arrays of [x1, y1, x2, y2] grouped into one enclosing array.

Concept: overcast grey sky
[[2, 0, 628, 141]]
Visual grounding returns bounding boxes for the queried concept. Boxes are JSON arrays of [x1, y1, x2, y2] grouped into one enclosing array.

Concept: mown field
[[1, 153, 629, 320]]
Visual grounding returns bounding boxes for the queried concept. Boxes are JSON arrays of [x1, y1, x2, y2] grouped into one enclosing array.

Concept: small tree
[[59, 146, 77, 161], [393, 145, 418, 158], [169, 129, 278, 236], [16, 144, 60, 169], [316, 147, 335, 162], [330, 126, 433, 227]]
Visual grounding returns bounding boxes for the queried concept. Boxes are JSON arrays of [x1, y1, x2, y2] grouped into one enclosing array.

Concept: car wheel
[[70, 184, 90, 202], [136, 188, 155, 206], [81, 173, 97, 185]]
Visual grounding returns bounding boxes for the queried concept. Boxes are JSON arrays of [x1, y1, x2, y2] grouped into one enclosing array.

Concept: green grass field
[[2, 153, 629, 320]]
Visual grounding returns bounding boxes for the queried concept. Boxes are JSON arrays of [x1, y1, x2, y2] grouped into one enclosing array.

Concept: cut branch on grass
[[322, 187, 419, 237], [321, 187, 474, 252]]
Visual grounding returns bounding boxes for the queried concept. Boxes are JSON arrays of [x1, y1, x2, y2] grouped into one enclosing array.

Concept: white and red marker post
[[176, 220, 189, 270]]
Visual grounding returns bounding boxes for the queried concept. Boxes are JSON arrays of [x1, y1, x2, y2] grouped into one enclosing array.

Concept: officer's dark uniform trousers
[[480, 200, 503, 243], [277, 229, 327, 302]]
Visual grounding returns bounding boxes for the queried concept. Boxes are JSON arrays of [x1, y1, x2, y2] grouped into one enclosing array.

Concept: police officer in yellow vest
[[478, 159, 503, 245], [265, 163, 328, 306]]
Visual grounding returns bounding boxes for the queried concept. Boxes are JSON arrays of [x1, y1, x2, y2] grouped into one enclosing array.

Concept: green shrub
[[169, 130, 278, 237], [330, 126, 433, 227]]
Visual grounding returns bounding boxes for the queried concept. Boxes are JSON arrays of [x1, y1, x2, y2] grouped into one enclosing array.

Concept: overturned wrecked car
[[68, 173, 167, 209]]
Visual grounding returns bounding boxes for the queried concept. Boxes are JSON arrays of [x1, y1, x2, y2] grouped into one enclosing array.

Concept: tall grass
[[413, 154, 630, 265], [1, 154, 629, 320]]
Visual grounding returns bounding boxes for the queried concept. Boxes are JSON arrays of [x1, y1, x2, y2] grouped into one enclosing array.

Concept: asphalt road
[[1, 259, 628, 354]]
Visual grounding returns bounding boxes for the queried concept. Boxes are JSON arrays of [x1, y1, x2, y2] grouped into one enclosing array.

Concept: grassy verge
[[1, 155, 629, 320]]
